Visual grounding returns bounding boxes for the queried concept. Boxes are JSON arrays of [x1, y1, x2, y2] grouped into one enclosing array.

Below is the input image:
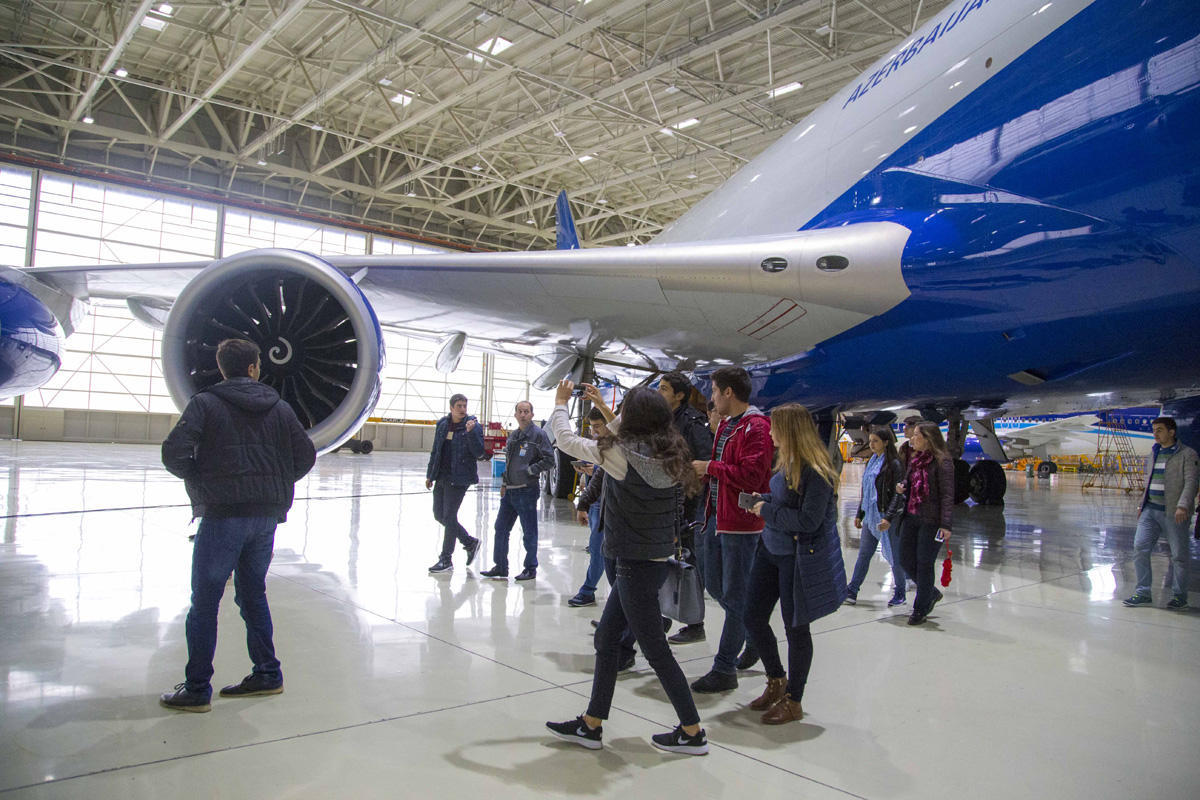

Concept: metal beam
[[159, 0, 311, 142], [66, 0, 154, 122]]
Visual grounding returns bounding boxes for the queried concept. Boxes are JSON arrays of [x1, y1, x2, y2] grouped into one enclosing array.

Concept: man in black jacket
[[658, 372, 714, 645], [159, 339, 316, 712]]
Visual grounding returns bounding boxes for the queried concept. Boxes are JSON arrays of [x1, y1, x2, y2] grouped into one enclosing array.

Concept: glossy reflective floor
[[1, 442, 1198, 798]]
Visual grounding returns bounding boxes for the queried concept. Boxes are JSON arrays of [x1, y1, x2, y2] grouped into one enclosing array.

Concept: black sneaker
[[690, 670, 737, 694], [1166, 595, 1189, 610], [1122, 593, 1152, 607], [546, 716, 603, 750], [465, 538, 482, 566], [480, 565, 508, 579], [907, 612, 927, 626], [515, 568, 537, 582], [736, 644, 759, 671], [651, 726, 708, 756], [428, 557, 453, 574], [618, 652, 636, 672], [567, 592, 596, 607], [219, 673, 283, 698], [160, 683, 211, 713], [668, 624, 705, 644]]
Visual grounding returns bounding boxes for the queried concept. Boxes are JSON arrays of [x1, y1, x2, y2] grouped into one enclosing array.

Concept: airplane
[[2, 0, 1199, 508]]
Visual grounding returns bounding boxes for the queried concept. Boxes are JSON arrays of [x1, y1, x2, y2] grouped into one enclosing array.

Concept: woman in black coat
[[847, 426, 908, 606], [744, 404, 841, 725], [884, 421, 954, 625]]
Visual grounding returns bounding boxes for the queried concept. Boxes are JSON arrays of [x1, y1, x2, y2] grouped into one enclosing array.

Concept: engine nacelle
[[162, 249, 385, 454], [0, 269, 63, 399]]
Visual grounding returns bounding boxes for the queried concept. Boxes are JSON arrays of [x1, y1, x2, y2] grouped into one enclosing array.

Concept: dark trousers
[[185, 516, 280, 696], [433, 480, 472, 558], [492, 486, 539, 570], [898, 516, 942, 615], [602, 558, 637, 659], [742, 541, 813, 702], [588, 558, 700, 727]]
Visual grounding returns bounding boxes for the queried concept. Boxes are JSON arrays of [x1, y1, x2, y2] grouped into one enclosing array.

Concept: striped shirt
[[709, 412, 743, 509], [1146, 444, 1178, 511]]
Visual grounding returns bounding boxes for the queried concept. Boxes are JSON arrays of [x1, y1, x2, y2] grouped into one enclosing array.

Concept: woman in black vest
[[545, 380, 707, 755], [744, 404, 840, 724]]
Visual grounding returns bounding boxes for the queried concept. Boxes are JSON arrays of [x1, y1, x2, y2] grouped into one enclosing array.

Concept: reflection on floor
[[1, 441, 1197, 798]]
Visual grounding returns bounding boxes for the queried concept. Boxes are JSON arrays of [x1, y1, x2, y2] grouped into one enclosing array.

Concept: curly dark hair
[[596, 387, 700, 497]]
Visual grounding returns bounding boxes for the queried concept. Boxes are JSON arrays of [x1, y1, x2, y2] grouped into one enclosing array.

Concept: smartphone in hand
[[737, 492, 760, 510]]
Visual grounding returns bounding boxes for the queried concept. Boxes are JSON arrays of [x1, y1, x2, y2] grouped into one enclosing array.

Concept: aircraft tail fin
[[555, 190, 580, 250]]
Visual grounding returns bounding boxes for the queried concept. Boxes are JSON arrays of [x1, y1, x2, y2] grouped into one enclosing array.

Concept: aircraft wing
[[1000, 415, 1101, 450], [24, 221, 913, 372]]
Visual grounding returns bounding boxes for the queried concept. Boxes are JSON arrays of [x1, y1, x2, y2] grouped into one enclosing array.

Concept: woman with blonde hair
[[745, 404, 844, 724]]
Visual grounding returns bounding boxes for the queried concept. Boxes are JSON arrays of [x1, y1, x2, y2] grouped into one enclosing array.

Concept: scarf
[[906, 450, 934, 515]]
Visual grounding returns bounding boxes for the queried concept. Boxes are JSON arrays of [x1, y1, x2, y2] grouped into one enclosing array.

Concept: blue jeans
[[699, 517, 759, 674], [185, 516, 281, 696], [847, 522, 907, 597], [1133, 507, 1190, 598], [579, 500, 605, 596], [433, 480, 472, 559], [587, 558, 699, 726], [493, 486, 539, 571], [743, 541, 813, 702]]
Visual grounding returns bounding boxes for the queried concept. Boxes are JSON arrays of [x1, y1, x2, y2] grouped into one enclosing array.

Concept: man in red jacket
[[689, 367, 773, 693]]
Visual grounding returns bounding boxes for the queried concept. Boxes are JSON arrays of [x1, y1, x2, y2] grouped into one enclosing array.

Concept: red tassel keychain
[[940, 548, 953, 587]]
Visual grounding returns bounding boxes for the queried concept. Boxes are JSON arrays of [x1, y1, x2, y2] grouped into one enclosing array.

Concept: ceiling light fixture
[[378, 77, 393, 86], [257, 159, 268, 166], [114, 67, 128, 78], [578, 154, 593, 163], [82, 115, 94, 124], [390, 92, 412, 106], [672, 118, 700, 130], [767, 81, 803, 99]]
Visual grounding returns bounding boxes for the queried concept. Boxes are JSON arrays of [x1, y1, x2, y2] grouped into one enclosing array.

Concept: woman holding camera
[[545, 380, 707, 755], [884, 421, 954, 626], [744, 404, 840, 724]]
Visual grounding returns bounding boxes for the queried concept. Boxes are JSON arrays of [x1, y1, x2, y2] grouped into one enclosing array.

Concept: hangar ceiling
[[1, 0, 954, 251]]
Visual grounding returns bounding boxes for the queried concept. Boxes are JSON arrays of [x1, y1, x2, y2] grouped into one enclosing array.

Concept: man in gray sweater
[[1124, 416, 1199, 609]]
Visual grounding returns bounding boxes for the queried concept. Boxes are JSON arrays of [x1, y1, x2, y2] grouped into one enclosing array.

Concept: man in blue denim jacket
[[426, 393, 485, 573]]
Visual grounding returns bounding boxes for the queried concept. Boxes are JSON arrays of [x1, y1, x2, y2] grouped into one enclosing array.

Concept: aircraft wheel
[[1037, 461, 1057, 478], [952, 459, 971, 504], [968, 460, 1007, 505], [545, 448, 575, 499], [358, 439, 374, 454]]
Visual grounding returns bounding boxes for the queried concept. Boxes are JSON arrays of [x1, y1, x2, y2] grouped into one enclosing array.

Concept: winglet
[[555, 190, 580, 250]]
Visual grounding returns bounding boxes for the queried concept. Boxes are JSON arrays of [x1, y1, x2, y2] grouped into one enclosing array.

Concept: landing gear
[[334, 437, 374, 454], [543, 448, 576, 499], [952, 459, 971, 504], [1037, 461, 1057, 479], [968, 460, 1007, 505]]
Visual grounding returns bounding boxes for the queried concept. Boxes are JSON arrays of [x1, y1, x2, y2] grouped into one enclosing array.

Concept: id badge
[[518, 444, 528, 457]]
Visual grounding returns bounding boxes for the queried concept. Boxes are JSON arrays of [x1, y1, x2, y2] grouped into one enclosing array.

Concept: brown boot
[[761, 697, 804, 725], [748, 677, 788, 711]]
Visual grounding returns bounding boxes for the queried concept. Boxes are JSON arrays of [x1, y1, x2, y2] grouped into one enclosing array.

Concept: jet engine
[[0, 267, 65, 399], [161, 249, 384, 454]]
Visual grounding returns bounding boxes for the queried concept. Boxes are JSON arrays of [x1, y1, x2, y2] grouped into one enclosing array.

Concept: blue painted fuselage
[[754, 0, 1200, 415]]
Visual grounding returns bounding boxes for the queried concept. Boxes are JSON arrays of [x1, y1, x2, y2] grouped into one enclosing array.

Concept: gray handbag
[[659, 547, 705, 625]]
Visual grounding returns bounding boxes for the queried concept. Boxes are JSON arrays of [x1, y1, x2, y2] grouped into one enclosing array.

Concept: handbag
[[659, 547, 705, 625]]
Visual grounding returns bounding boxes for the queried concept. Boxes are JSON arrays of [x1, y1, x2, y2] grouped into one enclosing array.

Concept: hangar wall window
[[25, 175, 219, 413], [0, 167, 32, 267]]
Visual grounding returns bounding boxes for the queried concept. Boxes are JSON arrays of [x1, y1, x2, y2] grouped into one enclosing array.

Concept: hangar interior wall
[[0, 165, 557, 450]]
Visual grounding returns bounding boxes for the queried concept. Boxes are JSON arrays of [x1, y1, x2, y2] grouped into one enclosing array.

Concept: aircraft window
[[760, 257, 788, 273]]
